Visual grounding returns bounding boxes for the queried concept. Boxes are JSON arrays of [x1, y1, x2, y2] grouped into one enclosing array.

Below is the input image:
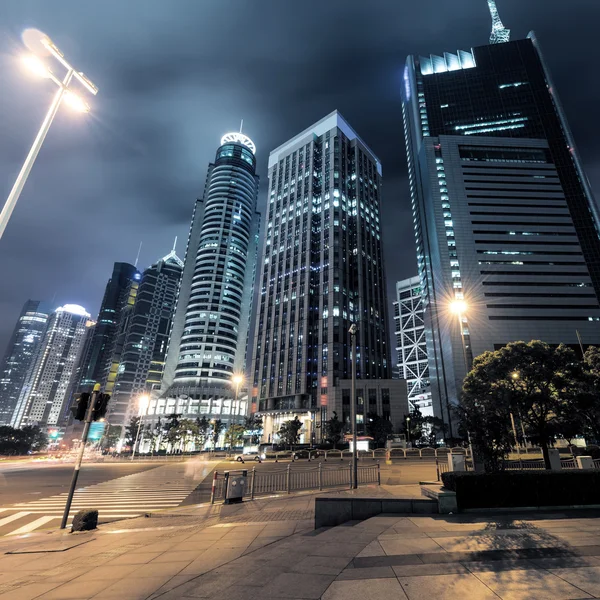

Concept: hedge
[[441, 470, 600, 510]]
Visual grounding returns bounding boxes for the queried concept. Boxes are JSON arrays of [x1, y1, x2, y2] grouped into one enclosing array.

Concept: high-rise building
[[106, 246, 184, 436], [394, 277, 432, 417], [0, 300, 51, 425], [250, 111, 407, 443], [11, 304, 92, 428], [402, 3, 600, 433], [155, 131, 261, 428], [73, 262, 140, 394]]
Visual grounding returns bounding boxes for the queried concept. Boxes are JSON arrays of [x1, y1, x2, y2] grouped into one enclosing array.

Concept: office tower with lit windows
[[402, 6, 600, 434], [250, 111, 407, 443], [11, 304, 92, 428], [156, 132, 260, 429], [0, 300, 51, 425], [73, 262, 140, 395], [394, 277, 432, 417], [106, 246, 183, 437]]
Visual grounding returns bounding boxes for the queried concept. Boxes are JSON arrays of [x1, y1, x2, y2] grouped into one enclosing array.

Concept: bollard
[[210, 471, 218, 504], [286, 463, 291, 494], [250, 467, 256, 500], [436, 458, 440, 482], [223, 472, 230, 501], [318, 461, 323, 491]]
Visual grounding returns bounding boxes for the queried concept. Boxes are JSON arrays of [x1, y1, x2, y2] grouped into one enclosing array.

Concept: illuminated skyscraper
[[12, 304, 91, 428], [73, 262, 140, 394], [250, 111, 407, 443], [155, 131, 260, 427], [394, 277, 432, 417], [402, 27, 600, 433], [106, 246, 183, 436], [0, 300, 51, 425]]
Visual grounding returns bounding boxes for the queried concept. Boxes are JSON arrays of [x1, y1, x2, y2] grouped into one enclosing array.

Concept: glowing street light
[[449, 299, 468, 315], [231, 373, 244, 403], [131, 394, 150, 460], [0, 30, 98, 241]]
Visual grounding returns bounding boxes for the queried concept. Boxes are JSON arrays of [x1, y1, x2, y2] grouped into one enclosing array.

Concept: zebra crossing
[[0, 462, 210, 537]]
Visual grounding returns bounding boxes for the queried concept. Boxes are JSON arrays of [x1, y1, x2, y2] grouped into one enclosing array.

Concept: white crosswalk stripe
[[0, 461, 211, 537]]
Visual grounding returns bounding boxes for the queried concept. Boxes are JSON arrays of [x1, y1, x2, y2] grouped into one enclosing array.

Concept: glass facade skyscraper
[[106, 248, 183, 437], [73, 262, 140, 395], [156, 133, 260, 425], [0, 300, 51, 425], [403, 34, 600, 433], [12, 304, 92, 428], [251, 111, 406, 443]]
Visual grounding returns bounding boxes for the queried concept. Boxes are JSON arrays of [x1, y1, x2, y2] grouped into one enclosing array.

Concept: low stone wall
[[314, 496, 437, 528]]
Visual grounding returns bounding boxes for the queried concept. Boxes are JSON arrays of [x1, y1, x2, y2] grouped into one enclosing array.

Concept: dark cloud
[[1, 0, 599, 352]]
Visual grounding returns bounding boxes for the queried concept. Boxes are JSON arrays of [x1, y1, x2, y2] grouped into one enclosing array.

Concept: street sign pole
[[60, 383, 100, 529]]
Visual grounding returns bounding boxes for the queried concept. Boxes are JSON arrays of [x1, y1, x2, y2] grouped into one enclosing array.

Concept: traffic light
[[93, 393, 110, 421], [70, 393, 90, 421]]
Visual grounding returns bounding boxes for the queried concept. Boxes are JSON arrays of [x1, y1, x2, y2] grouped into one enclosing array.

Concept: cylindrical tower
[[175, 134, 258, 385], [156, 132, 260, 430]]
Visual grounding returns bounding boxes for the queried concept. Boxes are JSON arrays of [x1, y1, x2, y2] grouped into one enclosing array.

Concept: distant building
[[155, 131, 261, 430], [11, 305, 91, 428], [73, 262, 140, 395], [394, 277, 432, 417], [0, 300, 51, 425], [250, 111, 407, 443], [402, 7, 600, 434], [106, 247, 184, 437]]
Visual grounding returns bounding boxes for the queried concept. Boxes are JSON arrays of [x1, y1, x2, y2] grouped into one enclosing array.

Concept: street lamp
[[0, 31, 98, 241], [349, 323, 358, 489], [449, 299, 470, 372], [131, 394, 149, 460], [231, 373, 244, 403]]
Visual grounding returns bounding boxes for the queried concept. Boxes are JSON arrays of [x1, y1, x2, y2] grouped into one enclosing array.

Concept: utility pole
[[60, 384, 100, 529], [349, 323, 358, 489]]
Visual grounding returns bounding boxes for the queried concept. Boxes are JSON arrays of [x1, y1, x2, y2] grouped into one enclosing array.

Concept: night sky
[[0, 0, 598, 352]]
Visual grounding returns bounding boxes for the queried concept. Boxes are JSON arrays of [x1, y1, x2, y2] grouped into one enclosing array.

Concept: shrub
[[441, 471, 600, 510]]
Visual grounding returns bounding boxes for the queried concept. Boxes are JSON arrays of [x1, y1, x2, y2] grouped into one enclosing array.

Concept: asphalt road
[[0, 460, 161, 505]]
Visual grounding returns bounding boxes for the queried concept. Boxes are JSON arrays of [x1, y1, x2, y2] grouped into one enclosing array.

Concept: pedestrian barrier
[[210, 462, 380, 503]]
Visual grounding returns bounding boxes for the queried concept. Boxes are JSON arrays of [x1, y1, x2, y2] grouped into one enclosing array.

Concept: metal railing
[[437, 456, 600, 479], [210, 462, 380, 503]]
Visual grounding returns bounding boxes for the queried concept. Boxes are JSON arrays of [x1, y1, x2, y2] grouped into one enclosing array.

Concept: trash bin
[[224, 470, 247, 504]]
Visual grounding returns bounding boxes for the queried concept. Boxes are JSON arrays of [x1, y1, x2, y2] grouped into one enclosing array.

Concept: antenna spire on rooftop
[[487, 0, 510, 44], [239, 119, 243, 133], [172, 235, 177, 252], [134, 241, 142, 268]]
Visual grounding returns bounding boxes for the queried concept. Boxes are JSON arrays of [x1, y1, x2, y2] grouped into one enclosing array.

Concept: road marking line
[[7, 515, 58, 535], [0, 512, 30, 527]]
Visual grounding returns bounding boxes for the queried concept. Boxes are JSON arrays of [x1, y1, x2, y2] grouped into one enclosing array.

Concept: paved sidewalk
[[3, 487, 600, 599]]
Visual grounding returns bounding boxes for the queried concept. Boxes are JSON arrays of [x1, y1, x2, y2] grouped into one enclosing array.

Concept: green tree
[[278, 416, 302, 448], [125, 416, 141, 447], [211, 419, 225, 448], [0, 425, 47, 455], [323, 411, 344, 448], [177, 419, 198, 451], [461, 340, 582, 470], [194, 416, 210, 450], [21, 425, 48, 452], [365, 412, 393, 447], [423, 416, 449, 447], [224, 424, 245, 448], [578, 346, 600, 443], [244, 414, 263, 445], [400, 407, 425, 445]]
